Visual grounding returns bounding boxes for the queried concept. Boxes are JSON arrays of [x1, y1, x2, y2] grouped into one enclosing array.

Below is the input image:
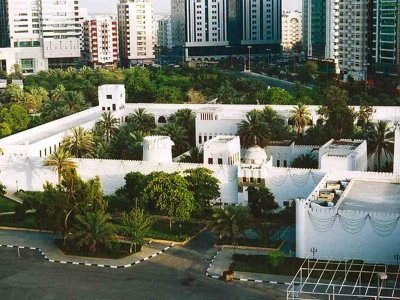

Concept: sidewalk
[[206, 247, 293, 285], [0, 228, 173, 268]]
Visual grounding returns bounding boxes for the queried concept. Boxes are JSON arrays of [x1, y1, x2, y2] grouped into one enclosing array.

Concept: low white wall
[[0, 156, 238, 204]]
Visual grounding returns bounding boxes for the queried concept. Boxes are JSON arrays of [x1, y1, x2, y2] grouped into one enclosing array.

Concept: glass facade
[[303, 0, 327, 58], [372, 0, 400, 75], [0, 0, 10, 48]]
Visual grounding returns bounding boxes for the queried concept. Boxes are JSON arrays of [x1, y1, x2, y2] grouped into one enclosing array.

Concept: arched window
[[158, 116, 167, 124]]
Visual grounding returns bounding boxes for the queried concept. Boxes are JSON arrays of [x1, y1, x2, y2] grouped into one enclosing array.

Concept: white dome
[[243, 146, 268, 164]]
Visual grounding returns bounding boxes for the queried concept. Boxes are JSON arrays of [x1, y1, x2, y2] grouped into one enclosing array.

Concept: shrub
[[267, 251, 285, 269]]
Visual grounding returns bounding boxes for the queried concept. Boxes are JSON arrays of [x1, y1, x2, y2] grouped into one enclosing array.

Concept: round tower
[[142, 136, 174, 163]]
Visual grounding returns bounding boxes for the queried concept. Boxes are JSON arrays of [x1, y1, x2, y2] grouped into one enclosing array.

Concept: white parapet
[[142, 136, 174, 163]]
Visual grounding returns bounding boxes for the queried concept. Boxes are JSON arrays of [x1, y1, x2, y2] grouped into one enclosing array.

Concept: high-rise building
[[281, 10, 302, 51], [371, 0, 400, 76], [0, 0, 10, 49], [171, 0, 282, 61], [0, 0, 81, 74], [118, 0, 154, 66], [79, 7, 89, 53], [157, 16, 172, 50], [83, 16, 119, 69]]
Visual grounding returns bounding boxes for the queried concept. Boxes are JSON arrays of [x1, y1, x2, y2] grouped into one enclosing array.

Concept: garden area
[[0, 196, 19, 213]]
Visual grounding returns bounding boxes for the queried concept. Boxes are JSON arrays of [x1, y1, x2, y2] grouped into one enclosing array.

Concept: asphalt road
[[0, 231, 288, 300]]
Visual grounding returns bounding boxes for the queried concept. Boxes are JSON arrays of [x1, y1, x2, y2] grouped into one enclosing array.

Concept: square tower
[[98, 84, 126, 112]]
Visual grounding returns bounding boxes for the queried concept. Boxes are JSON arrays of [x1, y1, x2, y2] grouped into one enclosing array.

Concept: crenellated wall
[[0, 156, 238, 204]]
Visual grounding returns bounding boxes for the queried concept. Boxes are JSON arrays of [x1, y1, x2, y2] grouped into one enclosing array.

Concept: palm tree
[[63, 91, 86, 113], [44, 147, 77, 184], [367, 121, 394, 171], [289, 103, 312, 136], [180, 147, 204, 163], [72, 211, 115, 253], [128, 108, 155, 133], [291, 153, 318, 169], [237, 110, 270, 148], [168, 109, 196, 145], [155, 123, 190, 157], [97, 112, 119, 142], [62, 127, 95, 158], [51, 84, 66, 101], [212, 205, 251, 244]]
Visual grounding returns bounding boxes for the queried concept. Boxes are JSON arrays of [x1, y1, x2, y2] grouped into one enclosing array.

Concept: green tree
[[184, 168, 220, 216], [8, 64, 23, 80], [299, 61, 318, 82], [265, 87, 294, 105], [97, 112, 119, 142], [128, 108, 155, 133], [144, 172, 194, 231], [44, 147, 77, 184], [122, 172, 150, 209], [121, 208, 153, 253], [318, 86, 355, 140], [62, 127, 94, 158], [73, 211, 115, 253], [248, 188, 278, 217], [357, 103, 373, 129], [179, 147, 204, 163], [124, 67, 156, 102], [289, 103, 312, 136], [155, 123, 190, 157], [155, 86, 183, 103], [367, 121, 394, 171], [51, 84, 66, 101], [0, 181, 6, 196], [259, 107, 292, 140], [212, 205, 251, 244], [237, 110, 270, 148], [168, 109, 196, 146], [291, 153, 318, 169], [4, 84, 24, 103], [63, 91, 86, 113]]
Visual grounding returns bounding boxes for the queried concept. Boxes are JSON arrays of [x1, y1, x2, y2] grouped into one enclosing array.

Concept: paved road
[[0, 231, 288, 300]]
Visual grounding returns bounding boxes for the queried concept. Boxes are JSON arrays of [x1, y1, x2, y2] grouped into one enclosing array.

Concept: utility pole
[[310, 247, 318, 259]]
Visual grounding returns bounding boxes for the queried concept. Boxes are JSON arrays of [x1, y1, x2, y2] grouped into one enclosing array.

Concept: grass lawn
[[230, 254, 303, 276], [146, 220, 205, 242], [0, 213, 39, 229], [217, 237, 282, 249], [0, 196, 19, 213], [55, 239, 138, 259]]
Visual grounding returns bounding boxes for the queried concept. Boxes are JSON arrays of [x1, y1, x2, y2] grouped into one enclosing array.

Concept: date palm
[[51, 84, 66, 101], [62, 127, 94, 158], [97, 112, 119, 142], [63, 91, 86, 113], [289, 103, 312, 136], [155, 123, 190, 157], [168, 109, 196, 145], [367, 121, 394, 171], [73, 211, 115, 253], [128, 108, 155, 133], [212, 205, 251, 244], [44, 147, 77, 184], [237, 110, 270, 148]]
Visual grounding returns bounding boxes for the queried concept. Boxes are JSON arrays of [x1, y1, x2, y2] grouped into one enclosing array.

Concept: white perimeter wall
[[296, 199, 400, 264], [0, 156, 238, 203]]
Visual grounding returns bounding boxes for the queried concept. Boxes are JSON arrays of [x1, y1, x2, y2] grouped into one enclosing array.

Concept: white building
[[83, 16, 119, 69], [118, 0, 155, 66], [319, 139, 368, 172], [0, 0, 81, 74], [281, 10, 302, 51], [203, 136, 241, 166], [157, 16, 172, 50], [171, 0, 282, 61]]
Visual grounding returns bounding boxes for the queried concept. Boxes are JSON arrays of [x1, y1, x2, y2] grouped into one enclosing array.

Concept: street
[[0, 231, 288, 300]]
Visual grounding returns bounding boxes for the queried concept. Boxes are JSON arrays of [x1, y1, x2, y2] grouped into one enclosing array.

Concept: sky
[[80, 0, 302, 15]]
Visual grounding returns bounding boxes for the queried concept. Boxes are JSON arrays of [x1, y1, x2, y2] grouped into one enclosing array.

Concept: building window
[[250, 177, 254, 183], [284, 160, 287, 167], [199, 135, 202, 144], [106, 95, 112, 99], [112, 104, 116, 111], [243, 177, 247, 183], [257, 178, 261, 184], [208, 158, 213, 164], [277, 160, 280, 167], [218, 158, 223, 165]]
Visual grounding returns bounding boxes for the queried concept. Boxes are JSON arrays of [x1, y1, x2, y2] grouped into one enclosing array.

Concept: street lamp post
[[310, 247, 317, 259]]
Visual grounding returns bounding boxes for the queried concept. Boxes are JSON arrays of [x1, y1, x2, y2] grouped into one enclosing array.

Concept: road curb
[[204, 248, 290, 286], [0, 242, 174, 269]]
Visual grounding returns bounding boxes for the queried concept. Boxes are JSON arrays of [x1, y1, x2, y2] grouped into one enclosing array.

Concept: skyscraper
[[118, 0, 155, 66], [281, 10, 302, 51], [371, 0, 400, 76], [0, 0, 81, 74], [171, 0, 282, 61], [0, 0, 10, 49]]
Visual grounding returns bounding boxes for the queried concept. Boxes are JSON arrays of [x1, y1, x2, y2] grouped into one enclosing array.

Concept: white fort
[[0, 84, 399, 264]]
